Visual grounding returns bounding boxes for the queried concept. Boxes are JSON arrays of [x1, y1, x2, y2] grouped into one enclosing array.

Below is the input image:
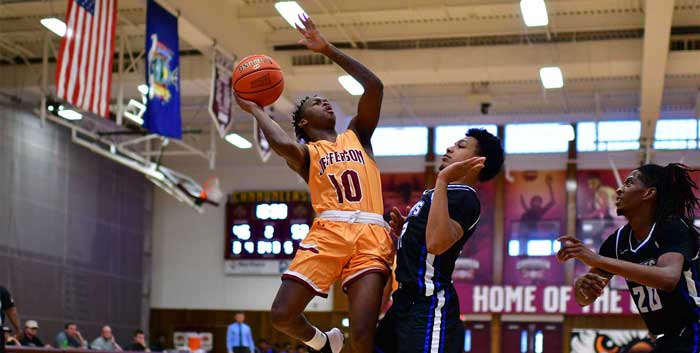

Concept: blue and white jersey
[[599, 218, 700, 335], [395, 184, 481, 296]]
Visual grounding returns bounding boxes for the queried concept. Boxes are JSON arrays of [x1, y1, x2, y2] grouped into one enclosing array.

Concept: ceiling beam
[[638, 0, 674, 156], [239, 0, 645, 44]]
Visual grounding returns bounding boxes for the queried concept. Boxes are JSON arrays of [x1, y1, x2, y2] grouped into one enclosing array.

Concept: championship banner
[[455, 284, 638, 315], [208, 50, 235, 138], [254, 119, 272, 162], [145, 0, 182, 138], [504, 170, 567, 285], [571, 329, 653, 353], [576, 169, 632, 289], [455, 180, 495, 284]]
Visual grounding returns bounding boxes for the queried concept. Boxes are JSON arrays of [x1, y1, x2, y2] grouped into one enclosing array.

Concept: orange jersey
[[307, 130, 384, 215]]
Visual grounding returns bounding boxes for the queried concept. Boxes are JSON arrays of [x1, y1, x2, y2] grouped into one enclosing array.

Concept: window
[[508, 240, 521, 256], [654, 119, 698, 150], [464, 329, 472, 352], [371, 127, 428, 156], [577, 121, 641, 152], [509, 239, 561, 256], [505, 123, 571, 154], [534, 330, 544, 353], [520, 330, 528, 353], [435, 124, 498, 154]]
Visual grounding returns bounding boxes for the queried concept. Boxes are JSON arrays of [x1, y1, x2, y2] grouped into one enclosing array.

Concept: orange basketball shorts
[[282, 218, 395, 297]]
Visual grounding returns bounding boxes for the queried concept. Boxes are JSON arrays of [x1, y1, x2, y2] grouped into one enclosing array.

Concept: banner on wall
[[208, 49, 235, 138], [504, 170, 567, 285], [455, 284, 638, 315], [145, 0, 182, 138], [570, 329, 653, 353], [576, 169, 632, 289], [454, 180, 496, 284], [380, 173, 426, 221]]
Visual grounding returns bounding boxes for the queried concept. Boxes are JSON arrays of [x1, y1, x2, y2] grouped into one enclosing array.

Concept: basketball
[[232, 54, 284, 107]]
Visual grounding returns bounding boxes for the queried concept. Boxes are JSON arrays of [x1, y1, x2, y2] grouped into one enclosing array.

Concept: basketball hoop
[[201, 176, 223, 204]]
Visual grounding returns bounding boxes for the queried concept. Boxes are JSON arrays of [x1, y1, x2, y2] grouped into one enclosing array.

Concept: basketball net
[[201, 176, 223, 204]]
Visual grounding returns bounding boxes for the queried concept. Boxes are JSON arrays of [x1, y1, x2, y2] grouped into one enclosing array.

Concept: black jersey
[[395, 184, 481, 296], [599, 218, 700, 335]]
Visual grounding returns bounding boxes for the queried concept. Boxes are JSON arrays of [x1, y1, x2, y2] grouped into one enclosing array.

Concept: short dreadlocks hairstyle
[[292, 96, 311, 142], [636, 163, 700, 223]]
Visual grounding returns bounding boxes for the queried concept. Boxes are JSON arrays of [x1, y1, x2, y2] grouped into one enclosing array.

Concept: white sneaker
[[325, 327, 344, 353]]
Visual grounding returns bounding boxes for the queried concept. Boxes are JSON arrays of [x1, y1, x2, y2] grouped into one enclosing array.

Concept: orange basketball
[[233, 54, 284, 107]]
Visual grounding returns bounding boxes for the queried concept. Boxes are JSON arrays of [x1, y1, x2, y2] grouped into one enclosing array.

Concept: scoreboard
[[225, 190, 314, 262]]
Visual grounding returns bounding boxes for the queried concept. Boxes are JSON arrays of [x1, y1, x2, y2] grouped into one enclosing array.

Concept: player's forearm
[[426, 180, 460, 254], [250, 109, 295, 148], [594, 256, 679, 292], [321, 45, 382, 90], [250, 110, 304, 160]]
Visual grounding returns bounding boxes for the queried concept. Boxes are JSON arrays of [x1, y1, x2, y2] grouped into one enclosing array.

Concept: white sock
[[304, 327, 327, 351], [325, 328, 344, 353]]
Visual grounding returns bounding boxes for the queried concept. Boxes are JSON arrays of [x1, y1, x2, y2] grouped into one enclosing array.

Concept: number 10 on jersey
[[328, 170, 363, 203]]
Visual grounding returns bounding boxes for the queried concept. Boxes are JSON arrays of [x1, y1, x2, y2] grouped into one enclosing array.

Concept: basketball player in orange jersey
[[235, 14, 391, 353]]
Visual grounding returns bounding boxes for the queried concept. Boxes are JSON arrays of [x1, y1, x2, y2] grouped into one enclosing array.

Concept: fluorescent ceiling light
[[520, 0, 549, 27], [539, 66, 563, 89], [274, 1, 308, 29], [58, 109, 82, 120], [338, 75, 364, 96], [137, 84, 149, 95], [225, 133, 253, 149], [40, 17, 66, 37]]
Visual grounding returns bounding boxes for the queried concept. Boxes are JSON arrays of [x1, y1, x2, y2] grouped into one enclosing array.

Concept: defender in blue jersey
[[559, 164, 700, 353], [374, 129, 504, 353]]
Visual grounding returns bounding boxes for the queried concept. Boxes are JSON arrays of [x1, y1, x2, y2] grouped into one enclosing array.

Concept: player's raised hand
[[389, 206, 410, 237], [556, 235, 581, 262], [235, 94, 263, 114], [557, 235, 601, 267], [437, 157, 485, 185], [295, 14, 330, 53]]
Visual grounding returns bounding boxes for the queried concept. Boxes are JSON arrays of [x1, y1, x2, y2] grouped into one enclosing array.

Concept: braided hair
[[292, 96, 311, 143], [637, 163, 700, 251], [637, 163, 700, 222]]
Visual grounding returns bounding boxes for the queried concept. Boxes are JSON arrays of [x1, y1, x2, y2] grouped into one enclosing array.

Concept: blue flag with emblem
[[144, 0, 181, 138]]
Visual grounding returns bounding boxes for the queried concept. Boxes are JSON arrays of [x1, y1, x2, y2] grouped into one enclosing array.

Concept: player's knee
[[269, 303, 294, 330]]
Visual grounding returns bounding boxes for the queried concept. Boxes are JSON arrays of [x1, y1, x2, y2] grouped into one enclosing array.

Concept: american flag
[[55, 0, 117, 118]]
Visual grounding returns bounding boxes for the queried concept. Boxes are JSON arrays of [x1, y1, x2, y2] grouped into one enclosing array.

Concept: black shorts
[[374, 286, 463, 353], [652, 323, 700, 353]]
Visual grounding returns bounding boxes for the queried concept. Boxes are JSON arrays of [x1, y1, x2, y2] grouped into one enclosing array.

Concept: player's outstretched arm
[[573, 269, 611, 306], [295, 15, 383, 146], [236, 96, 309, 179], [558, 235, 684, 292], [426, 157, 484, 255]]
